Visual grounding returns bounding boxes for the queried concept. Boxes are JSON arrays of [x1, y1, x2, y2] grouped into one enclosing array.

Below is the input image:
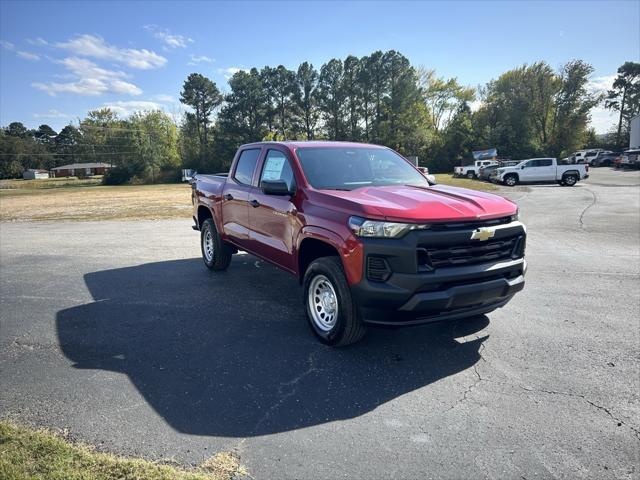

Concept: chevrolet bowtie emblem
[[470, 227, 495, 241]]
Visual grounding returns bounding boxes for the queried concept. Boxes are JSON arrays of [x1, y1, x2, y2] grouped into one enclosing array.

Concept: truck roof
[[239, 140, 388, 150]]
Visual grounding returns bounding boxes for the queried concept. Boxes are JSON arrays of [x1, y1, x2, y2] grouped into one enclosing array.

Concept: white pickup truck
[[453, 160, 500, 178], [494, 158, 589, 186]]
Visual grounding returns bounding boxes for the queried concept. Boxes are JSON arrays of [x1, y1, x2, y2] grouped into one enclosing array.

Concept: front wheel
[[503, 174, 518, 187], [466, 171, 475, 179], [200, 218, 233, 271], [303, 257, 366, 346]]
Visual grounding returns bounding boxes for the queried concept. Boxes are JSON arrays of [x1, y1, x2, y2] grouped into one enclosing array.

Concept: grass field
[[0, 175, 497, 222], [433, 174, 498, 191], [0, 176, 104, 190], [0, 422, 246, 480]]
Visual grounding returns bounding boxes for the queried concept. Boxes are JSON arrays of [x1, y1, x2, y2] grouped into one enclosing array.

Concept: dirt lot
[[0, 184, 193, 222]]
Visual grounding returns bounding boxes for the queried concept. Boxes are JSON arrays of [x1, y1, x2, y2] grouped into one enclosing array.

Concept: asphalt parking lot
[[1, 168, 639, 479]]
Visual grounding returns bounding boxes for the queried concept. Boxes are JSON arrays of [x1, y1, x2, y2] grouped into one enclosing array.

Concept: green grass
[[0, 177, 103, 190], [434, 173, 498, 191], [0, 422, 247, 480]]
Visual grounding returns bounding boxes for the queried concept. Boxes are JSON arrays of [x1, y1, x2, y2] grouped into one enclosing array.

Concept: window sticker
[[263, 156, 286, 181]]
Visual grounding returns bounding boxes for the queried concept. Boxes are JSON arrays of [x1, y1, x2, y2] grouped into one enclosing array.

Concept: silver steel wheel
[[203, 226, 215, 262], [565, 175, 576, 185], [308, 274, 339, 332], [505, 176, 516, 186]]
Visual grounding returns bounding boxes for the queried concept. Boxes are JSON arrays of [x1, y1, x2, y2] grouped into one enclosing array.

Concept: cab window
[[233, 149, 261, 185], [260, 150, 295, 192]]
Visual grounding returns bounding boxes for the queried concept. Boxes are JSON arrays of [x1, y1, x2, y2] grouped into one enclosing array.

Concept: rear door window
[[538, 159, 553, 167], [233, 149, 261, 185]]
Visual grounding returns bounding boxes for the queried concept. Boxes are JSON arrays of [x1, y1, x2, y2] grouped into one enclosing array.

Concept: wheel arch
[[296, 227, 363, 285]]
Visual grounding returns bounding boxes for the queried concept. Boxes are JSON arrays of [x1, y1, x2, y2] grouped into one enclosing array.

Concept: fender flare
[[296, 226, 364, 285]]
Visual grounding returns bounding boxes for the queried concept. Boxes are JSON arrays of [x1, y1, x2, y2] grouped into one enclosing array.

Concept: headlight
[[510, 211, 519, 222], [348, 216, 430, 238]]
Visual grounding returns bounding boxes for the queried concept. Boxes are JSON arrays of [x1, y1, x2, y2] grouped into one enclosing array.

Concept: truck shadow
[[55, 256, 489, 437]]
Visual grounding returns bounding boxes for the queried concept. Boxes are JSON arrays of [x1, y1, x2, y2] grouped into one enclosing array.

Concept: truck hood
[[315, 184, 517, 222]]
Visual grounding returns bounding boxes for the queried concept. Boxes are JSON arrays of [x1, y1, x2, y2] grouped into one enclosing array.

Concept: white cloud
[[469, 99, 483, 112], [590, 106, 618, 134], [153, 94, 175, 102], [0, 40, 15, 51], [33, 109, 69, 119], [218, 66, 247, 79], [188, 54, 214, 66], [17, 50, 40, 61], [99, 100, 163, 117], [27, 37, 48, 46], [587, 74, 618, 133], [32, 57, 142, 97], [587, 74, 616, 94], [144, 25, 193, 49], [33, 78, 110, 96], [56, 34, 166, 69]]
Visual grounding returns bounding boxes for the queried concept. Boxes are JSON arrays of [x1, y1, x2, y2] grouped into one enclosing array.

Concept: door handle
[[250, 199, 260, 208], [223, 193, 234, 201]]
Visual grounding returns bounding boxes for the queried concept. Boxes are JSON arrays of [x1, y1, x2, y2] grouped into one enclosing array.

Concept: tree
[[264, 66, 298, 138], [5, 122, 29, 138], [317, 59, 346, 139], [129, 110, 180, 182], [366, 51, 388, 143], [549, 60, 599, 156], [342, 55, 361, 140], [34, 124, 57, 145], [180, 73, 223, 158], [295, 62, 320, 140], [605, 61, 640, 146], [419, 68, 475, 133]]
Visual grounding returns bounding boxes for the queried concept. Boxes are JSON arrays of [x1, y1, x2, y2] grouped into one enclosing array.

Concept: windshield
[[295, 147, 429, 190]]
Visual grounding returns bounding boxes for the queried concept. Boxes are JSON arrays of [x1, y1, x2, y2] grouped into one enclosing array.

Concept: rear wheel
[[303, 256, 366, 346], [200, 218, 233, 271], [563, 174, 578, 186]]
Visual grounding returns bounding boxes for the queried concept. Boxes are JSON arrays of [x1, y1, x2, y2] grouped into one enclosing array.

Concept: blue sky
[[1, 0, 638, 133]]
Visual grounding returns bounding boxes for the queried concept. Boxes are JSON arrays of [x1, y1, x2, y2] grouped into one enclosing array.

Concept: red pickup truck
[[192, 141, 526, 346]]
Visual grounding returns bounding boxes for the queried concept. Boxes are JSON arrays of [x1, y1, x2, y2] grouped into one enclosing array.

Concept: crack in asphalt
[[515, 384, 640, 441], [578, 187, 597, 230], [446, 339, 487, 411], [250, 347, 322, 435]]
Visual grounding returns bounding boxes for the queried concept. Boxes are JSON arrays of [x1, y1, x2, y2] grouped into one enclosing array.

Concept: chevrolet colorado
[[192, 142, 526, 346]]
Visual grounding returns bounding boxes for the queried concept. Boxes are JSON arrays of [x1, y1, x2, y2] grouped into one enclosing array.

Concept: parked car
[[453, 160, 500, 179], [479, 161, 519, 181], [192, 141, 526, 346], [494, 157, 589, 186], [591, 152, 621, 167], [620, 149, 640, 169], [569, 149, 603, 164]]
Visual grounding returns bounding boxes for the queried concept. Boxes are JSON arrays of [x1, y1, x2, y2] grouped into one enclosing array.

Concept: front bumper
[[350, 221, 526, 326]]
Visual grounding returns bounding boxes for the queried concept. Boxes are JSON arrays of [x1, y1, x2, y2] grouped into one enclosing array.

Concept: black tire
[[563, 174, 578, 186], [303, 256, 366, 346], [200, 218, 233, 271], [503, 174, 518, 187], [466, 171, 475, 179]]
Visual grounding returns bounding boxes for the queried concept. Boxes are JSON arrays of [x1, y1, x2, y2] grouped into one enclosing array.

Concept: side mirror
[[520, 165, 525, 170], [426, 174, 437, 185], [262, 180, 293, 196]]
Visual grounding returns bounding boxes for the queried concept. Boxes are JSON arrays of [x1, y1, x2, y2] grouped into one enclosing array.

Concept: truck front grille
[[419, 235, 524, 269]]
